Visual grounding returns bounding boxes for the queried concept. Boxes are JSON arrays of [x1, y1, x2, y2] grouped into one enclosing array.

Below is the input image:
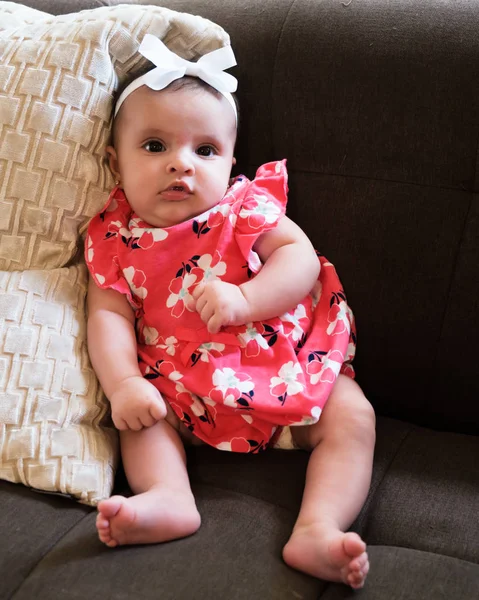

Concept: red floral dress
[[85, 161, 356, 453]]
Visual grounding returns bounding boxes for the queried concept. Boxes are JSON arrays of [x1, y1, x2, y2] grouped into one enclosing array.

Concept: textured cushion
[[0, 0, 230, 504], [0, 265, 117, 505], [0, 1, 229, 271]]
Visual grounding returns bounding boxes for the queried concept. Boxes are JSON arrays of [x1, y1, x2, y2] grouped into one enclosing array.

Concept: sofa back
[[24, 0, 479, 436]]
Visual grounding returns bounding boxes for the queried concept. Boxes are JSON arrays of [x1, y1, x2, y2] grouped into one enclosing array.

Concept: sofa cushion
[[6, 483, 323, 600], [0, 480, 91, 600], [0, 0, 230, 504], [320, 547, 479, 600], [364, 427, 479, 564], [4, 416, 477, 599]]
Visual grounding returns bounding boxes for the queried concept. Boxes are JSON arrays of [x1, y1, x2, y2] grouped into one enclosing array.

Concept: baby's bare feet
[[96, 487, 201, 547], [282, 524, 369, 589]]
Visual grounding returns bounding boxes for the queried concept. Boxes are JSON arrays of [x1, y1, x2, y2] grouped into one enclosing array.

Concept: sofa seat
[[2, 416, 478, 599]]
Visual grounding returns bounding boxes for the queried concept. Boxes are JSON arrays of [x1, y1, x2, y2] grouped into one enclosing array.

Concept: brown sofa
[[1, 1, 478, 599]]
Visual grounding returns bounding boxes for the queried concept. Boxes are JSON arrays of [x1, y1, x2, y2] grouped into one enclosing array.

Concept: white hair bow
[[114, 34, 238, 120]]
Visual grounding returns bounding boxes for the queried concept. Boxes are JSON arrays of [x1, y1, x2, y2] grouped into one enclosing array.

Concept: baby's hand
[[193, 280, 251, 333], [109, 376, 167, 431]]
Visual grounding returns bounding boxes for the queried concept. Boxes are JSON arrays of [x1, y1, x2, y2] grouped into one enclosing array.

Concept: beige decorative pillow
[[0, 1, 230, 271], [0, 265, 117, 505], [0, 1, 231, 504]]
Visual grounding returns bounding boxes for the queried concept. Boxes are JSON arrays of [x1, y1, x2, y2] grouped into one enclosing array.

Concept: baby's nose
[[167, 151, 194, 173]]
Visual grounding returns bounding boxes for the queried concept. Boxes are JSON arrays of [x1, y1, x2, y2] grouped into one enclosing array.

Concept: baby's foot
[[96, 487, 201, 547], [282, 524, 369, 589]]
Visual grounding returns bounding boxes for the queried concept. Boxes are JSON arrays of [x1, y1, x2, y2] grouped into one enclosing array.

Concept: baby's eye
[[144, 140, 165, 153], [196, 145, 216, 157]]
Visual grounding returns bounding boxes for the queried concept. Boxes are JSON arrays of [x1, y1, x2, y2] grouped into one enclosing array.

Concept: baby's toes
[[96, 513, 109, 531], [341, 553, 369, 589], [96, 514, 118, 547], [350, 552, 369, 573], [348, 572, 366, 589], [98, 527, 118, 547]]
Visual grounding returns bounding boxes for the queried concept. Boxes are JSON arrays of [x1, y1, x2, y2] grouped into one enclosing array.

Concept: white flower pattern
[[158, 336, 178, 356], [197, 342, 225, 362], [166, 272, 197, 316], [196, 253, 226, 283], [123, 266, 148, 299], [270, 361, 304, 397], [280, 304, 309, 342], [239, 194, 282, 228]]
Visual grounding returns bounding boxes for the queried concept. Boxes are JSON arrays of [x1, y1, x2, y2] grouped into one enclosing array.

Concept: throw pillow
[[0, 265, 117, 505], [0, 1, 231, 504]]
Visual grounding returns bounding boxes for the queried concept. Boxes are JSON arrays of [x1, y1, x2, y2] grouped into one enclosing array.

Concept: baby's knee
[[349, 393, 376, 430], [333, 400, 375, 459], [301, 385, 375, 450], [348, 397, 376, 446], [334, 382, 375, 426], [330, 378, 375, 431]]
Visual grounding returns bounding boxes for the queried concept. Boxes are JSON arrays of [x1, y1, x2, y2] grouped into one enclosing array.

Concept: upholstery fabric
[[0, 480, 91, 600], [0, 0, 230, 504], [320, 547, 479, 600], [3, 418, 478, 600]]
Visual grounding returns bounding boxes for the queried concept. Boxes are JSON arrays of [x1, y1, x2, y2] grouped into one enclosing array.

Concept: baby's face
[[108, 84, 236, 228]]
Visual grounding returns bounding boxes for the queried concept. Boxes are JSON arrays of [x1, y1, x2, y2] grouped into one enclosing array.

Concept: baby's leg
[[282, 375, 376, 589], [96, 413, 200, 547]]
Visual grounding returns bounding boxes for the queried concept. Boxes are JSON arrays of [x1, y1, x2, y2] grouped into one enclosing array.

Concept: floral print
[[306, 349, 344, 385], [85, 161, 356, 453], [195, 342, 225, 363], [166, 272, 197, 318], [237, 322, 271, 357], [209, 367, 255, 409], [281, 304, 310, 342], [190, 251, 227, 285], [239, 194, 282, 229], [270, 361, 305, 399], [123, 266, 148, 299]]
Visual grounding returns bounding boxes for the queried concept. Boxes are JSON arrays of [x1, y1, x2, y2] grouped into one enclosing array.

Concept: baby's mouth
[[164, 181, 192, 194], [161, 183, 192, 201]]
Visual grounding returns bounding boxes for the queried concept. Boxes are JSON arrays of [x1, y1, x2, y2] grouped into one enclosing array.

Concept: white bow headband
[[114, 34, 238, 121]]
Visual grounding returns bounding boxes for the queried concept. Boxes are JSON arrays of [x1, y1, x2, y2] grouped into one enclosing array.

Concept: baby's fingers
[[139, 412, 156, 428], [113, 416, 128, 431], [125, 416, 144, 431], [192, 283, 205, 301], [192, 285, 208, 315], [199, 302, 215, 327], [195, 293, 208, 315], [149, 401, 166, 422], [207, 312, 224, 334]]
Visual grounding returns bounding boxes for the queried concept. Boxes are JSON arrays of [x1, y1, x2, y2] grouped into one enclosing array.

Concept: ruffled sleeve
[[232, 160, 288, 273], [84, 187, 139, 307]]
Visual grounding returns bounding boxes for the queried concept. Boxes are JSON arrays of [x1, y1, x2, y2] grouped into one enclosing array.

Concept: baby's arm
[[87, 279, 166, 430], [194, 216, 320, 333]]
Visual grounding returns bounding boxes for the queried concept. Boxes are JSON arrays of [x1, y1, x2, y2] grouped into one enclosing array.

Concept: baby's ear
[[232, 156, 237, 166], [106, 146, 121, 182]]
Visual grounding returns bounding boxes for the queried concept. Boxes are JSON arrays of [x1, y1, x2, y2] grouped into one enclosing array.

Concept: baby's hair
[[110, 64, 240, 146]]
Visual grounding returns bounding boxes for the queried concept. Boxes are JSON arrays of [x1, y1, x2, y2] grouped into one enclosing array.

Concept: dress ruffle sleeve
[[233, 160, 288, 273], [84, 187, 140, 308]]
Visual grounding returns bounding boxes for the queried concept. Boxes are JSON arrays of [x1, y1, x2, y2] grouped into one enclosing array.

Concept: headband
[[114, 34, 238, 121]]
